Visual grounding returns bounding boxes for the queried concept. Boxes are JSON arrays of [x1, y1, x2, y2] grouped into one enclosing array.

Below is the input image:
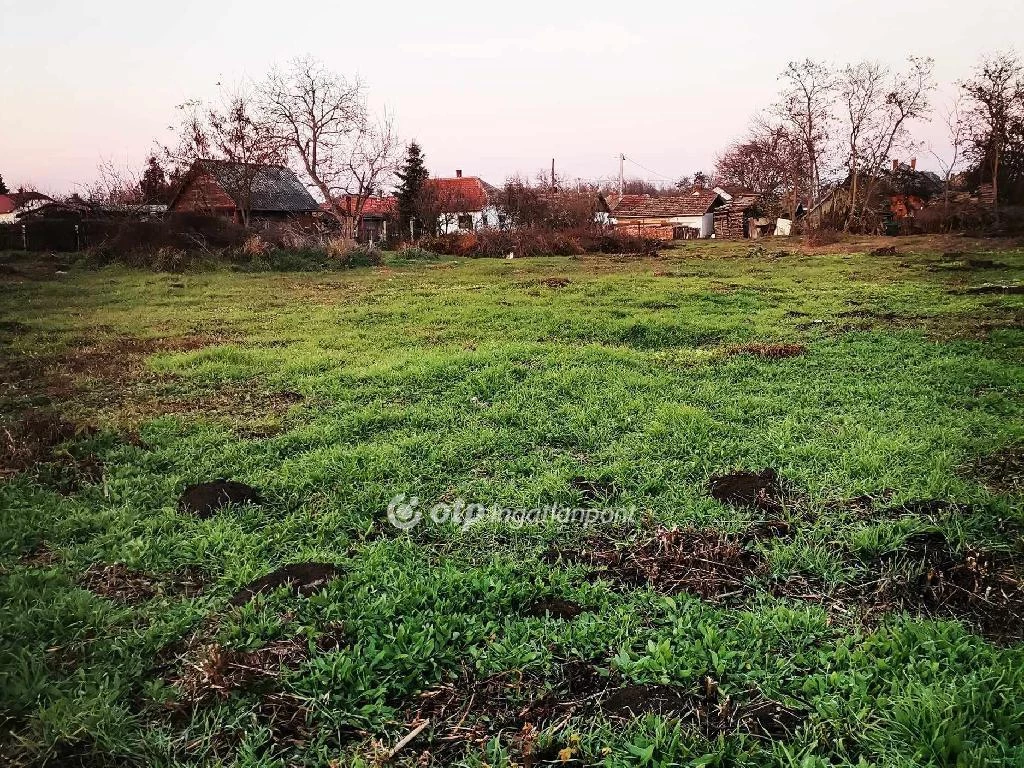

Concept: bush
[[396, 245, 440, 260], [419, 227, 661, 258], [338, 243, 384, 267]]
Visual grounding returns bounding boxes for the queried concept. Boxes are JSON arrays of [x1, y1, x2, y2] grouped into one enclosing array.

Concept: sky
[[2, 0, 1022, 194]]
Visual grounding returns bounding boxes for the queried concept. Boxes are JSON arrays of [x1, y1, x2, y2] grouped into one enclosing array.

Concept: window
[[458, 213, 473, 230]]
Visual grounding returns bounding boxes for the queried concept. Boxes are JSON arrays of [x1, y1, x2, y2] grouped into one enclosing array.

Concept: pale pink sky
[[2, 0, 1022, 194]]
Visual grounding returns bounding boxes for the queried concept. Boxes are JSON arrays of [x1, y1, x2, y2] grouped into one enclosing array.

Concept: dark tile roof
[[325, 194, 397, 217], [612, 190, 722, 218], [196, 160, 318, 212]]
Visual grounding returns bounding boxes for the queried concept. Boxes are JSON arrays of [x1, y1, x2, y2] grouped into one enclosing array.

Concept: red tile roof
[[425, 176, 496, 212], [326, 194, 397, 217], [612, 190, 721, 218], [0, 195, 14, 215]]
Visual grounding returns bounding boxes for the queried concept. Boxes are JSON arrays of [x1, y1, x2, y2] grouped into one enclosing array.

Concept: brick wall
[[171, 172, 237, 217]]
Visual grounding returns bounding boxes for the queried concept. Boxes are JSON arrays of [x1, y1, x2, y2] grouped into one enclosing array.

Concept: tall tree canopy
[[394, 141, 429, 236]]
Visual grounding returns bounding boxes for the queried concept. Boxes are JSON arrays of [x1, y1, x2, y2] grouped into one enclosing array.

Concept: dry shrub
[[243, 234, 271, 256], [803, 228, 841, 246], [420, 227, 661, 258], [325, 236, 357, 260]]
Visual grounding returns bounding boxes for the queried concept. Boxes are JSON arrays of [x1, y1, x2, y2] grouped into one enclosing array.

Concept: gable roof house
[[0, 191, 55, 223], [610, 189, 724, 239], [423, 171, 500, 233], [169, 160, 319, 224], [323, 194, 397, 242]]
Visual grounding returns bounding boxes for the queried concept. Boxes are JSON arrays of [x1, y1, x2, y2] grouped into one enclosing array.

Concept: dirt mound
[[178, 480, 263, 518], [709, 468, 787, 513], [726, 343, 806, 360], [525, 598, 585, 619], [568, 475, 618, 503], [588, 528, 762, 600], [871, 246, 898, 256], [79, 563, 206, 604], [1, 409, 89, 473], [229, 562, 342, 606]]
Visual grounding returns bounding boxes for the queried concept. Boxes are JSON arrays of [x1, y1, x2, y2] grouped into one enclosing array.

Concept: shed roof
[[175, 160, 319, 213], [612, 190, 722, 218], [425, 176, 498, 212]]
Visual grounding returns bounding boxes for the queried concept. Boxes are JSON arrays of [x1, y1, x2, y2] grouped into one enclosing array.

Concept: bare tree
[[777, 59, 835, 208], [261, 57, 399, 237], [715, 118, 808, 217], [960, 51, 1024, 217], [838, 61, 887, 229], [853, 57, 935, 226], [927, 95, 969, 217], [166, 84, 282, 225]]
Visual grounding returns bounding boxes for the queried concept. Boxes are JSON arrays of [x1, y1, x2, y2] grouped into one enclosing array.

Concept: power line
[[623, 155, 677, 182]]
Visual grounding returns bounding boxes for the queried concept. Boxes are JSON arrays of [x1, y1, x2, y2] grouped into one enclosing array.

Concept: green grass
[[1, 239, 1023, 767]]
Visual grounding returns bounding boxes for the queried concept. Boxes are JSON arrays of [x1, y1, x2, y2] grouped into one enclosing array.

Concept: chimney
[[892, 159, 899, 173], [455, 169, 463, 178], [910, 158, 917, 170]]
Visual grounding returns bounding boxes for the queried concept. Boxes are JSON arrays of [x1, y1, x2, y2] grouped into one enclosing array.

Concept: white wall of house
[[610, 213, 716, 238], [0, 199, 50, 223], [437, 205, 501, 234]]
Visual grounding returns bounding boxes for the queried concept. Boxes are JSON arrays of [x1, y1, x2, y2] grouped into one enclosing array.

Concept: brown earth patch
[[541, 277, 571, 289], [525, 598, 586, 620], [969, 445, 1024, 495], [178, 480, 264, 518], [861, 531, 1024, 644], [79, 563, 207, 604], [568, 475, 618, 503], [18, 542, 61, 567], [959, 284, 1024, 295], [709, 468, 788, 514], [229, 562, 343, 607], [725, 343, 807, 360], [0, 409, 91, 475], [584, 528, 763, 601], [870, 246, 898, 256]]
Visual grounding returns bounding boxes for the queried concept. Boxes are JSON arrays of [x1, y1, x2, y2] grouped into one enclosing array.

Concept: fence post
[[21, 225, 27, 251], [75, 224, 80, 251]]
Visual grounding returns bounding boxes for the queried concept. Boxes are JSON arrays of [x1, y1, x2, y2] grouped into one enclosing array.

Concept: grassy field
[[1, 237, 1023, 767]]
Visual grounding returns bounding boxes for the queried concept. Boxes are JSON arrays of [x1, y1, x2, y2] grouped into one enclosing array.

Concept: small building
[[168, 160, 318, 224], [324, 194, 397, 242], [712, 186, 764, 238], [0, 191, 54, 223], [610, 190, 724, 239], [424, 171, 500, 233]]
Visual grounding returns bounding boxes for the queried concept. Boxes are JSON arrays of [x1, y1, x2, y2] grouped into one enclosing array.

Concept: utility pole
[[551, 158, 556, 189], [618, 153, 625, 196]]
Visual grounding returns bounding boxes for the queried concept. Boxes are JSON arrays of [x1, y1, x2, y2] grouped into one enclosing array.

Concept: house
[[609, 189, 724, 239], [0, 191, 54, 223], [712, 186, 763, 238], [168, 160, 319, 224], [424, 171, 500, 233], [324, 194, 397, 242]]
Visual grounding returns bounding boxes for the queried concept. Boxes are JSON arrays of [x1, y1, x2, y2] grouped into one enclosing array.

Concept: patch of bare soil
[[525, 598, 586, 620], [568, 475, 618, 503], [725, 343, 807, 360], [870, 246, 899, 256], [54, 334, 231, 383], [0, 409, 89, 475], [958, 283, 1024, 295], [540, 277, 571, 289], [864, 532, 1024, 644], [229, 562, 343, 607], [18, 542, 61, 567], [178, 480, 263, 518], [79, 563, 207, 604], [402, 667, 804, 764], [709, 468, 788, 514], [585, 528, 763, 601], [969, 445, 1024, 495], [602, 678, 804, 740]]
